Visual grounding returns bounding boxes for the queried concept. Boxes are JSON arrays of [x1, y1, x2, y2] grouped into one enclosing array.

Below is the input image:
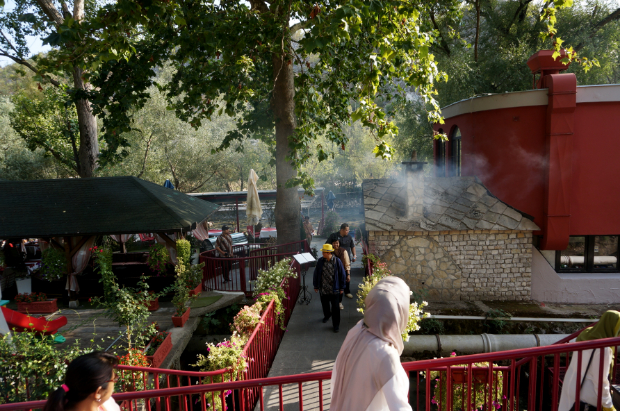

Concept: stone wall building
[[363, 162, 539, 301]]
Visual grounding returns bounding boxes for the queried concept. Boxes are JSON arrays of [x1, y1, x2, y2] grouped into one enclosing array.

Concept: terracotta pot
[[144, 332, 172, 368], [188, 283, 202, 297], [146, 297, 159, 312], [17, 298, 58, 314], [172, 307, 191, 327]]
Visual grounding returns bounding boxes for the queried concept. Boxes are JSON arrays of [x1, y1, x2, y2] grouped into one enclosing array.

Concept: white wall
[[531, 247, 620, 303]]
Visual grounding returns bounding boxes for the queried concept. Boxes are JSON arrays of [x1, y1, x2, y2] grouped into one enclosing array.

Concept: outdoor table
[[259, 228, 277, 239]]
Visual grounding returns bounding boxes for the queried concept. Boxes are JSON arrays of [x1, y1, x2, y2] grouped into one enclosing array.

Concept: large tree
[[76, 0, 451, 244], [0, 0, 103, 177]]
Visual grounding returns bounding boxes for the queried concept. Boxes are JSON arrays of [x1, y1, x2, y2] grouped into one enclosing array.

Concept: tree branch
[[290, 19, 314, 35], [429, 11, 451, 56], [136, 132, 154, 178], [0, 49, 62, 87], [34, 0, 64, 25], [575, 8, 620, 51], [504, 0, 533, 35]]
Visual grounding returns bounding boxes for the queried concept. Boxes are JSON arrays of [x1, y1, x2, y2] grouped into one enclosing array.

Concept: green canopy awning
[[0, 176, 219, 238]]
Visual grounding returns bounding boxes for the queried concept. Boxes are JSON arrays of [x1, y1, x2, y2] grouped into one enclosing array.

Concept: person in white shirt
[[331, 276, 412, 411], [559, 310, 620, 411]]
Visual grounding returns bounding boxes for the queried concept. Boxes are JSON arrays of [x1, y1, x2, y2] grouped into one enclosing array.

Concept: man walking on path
[[332, 239, 350, 310], [313, 244, 347, 332], [326, 223, 356, 299], [215, 225, 234, 282]]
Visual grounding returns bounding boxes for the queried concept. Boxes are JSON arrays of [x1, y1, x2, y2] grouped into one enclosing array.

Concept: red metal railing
[[199, 240, 309, 297], [1, 268, 301, 407], [5, 337, 620, 411]]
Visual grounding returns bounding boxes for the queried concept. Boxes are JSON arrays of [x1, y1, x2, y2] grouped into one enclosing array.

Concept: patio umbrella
[[246, 169, 262, 236], [163, 179, 175, 189]]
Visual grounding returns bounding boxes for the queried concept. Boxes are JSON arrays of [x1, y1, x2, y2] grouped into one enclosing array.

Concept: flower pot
[[188, 282, 202, 297], [146, 297, 159, 312], [17, 298, 58, 314], [15, 278, 32, 294], [172, 307, 191, 327], [144, 332, 172, 368]]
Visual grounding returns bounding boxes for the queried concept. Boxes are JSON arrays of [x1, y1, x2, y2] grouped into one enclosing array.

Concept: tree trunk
[[271, 53, 300, 245], [72, 66, 99, 178]]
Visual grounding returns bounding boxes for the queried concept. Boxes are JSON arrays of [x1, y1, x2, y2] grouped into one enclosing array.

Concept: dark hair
[[222, 225, 230, 231], [340, 223, 349, 230], [44, 352, 118, 411], [304, 216, 309, 220]]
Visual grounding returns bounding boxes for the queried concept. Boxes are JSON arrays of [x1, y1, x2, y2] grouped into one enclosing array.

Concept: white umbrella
[[246, 170, 263, 235]]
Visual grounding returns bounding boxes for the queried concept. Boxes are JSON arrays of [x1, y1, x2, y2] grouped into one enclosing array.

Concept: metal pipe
[[402, 333, 571, 356], [430, 314, 594, 323]]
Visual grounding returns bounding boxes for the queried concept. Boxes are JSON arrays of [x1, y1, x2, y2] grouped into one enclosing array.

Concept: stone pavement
[[259, 237, 364, 411]]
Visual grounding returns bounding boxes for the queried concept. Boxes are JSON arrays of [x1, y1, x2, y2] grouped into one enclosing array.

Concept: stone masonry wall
[[368, 229, 533, 301]]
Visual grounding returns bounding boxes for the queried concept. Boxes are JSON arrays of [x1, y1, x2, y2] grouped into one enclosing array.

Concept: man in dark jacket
[[326, 223, 356, 299], [313, 243, 347, 332]]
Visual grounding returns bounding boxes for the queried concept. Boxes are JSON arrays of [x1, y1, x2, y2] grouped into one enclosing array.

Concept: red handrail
[[5, 337, 620, 411], [199, 240, 308, 297]]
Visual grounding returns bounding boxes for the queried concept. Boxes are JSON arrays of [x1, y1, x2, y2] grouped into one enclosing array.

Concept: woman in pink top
[[44, 352, 120, 411]]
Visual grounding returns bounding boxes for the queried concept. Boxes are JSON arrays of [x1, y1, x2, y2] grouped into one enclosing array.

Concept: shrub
[[357, 254, 429, 341], [176, 239, 191, 270], [231, 303, 263, 338], [14, 292, 47, 303], [40, 247, 67, 282], [320, 211, 340, 236], [0, 332, 93, 404], [430, 352, 505, 411], [117, 349, 153, 392], [172, 257, 191, 316], [91, 246, 168, 349], [148, 243, 171, 276]]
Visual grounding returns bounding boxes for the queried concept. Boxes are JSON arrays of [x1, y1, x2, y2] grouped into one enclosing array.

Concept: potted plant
[[171, 258, 191, 327], [144, 330, 173, 368], [187, 263, 205, 297], [15, 292, 58, 314], [147, 244, 171, 276]]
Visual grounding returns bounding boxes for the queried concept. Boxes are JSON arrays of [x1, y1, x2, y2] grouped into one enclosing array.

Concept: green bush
[[176, 239, 191, 270], [0, 333, 94, 404], [320, 211, 340, 236]]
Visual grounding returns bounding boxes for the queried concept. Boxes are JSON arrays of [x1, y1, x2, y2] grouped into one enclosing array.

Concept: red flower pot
[[144, 332, 172, 368], [17, 298, 58, 314], [146, 298, 159, 312], [188, 283, 202, 297], [172, 307, 191, 327]]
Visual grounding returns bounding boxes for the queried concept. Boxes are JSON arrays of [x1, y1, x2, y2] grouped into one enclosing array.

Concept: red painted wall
[[434, 99, 620, 240], [435, 106, 547, 231]]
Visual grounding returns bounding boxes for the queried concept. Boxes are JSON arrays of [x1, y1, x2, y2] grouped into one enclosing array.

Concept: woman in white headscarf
[[331, 276, 412, 411]]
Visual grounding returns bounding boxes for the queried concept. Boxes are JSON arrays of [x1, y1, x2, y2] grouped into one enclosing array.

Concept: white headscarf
[[331, 276, 410, 411]]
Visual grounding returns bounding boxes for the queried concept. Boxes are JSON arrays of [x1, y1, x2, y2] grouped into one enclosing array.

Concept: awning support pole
[[236, 198, 240, 232]]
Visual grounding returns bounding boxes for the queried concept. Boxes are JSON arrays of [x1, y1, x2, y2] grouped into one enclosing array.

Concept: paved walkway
[[260, 237, 364, 411]]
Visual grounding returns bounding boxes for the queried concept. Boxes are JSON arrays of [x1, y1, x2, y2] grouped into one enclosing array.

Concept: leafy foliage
[[357, 254, 429, 341], [172, 257, 191, 316], [147, 244, 171, 276], [91, 246, 167, 349], [430, 353, 505, 411], [9, 86, 84, 176], [320, 211, 341, 237], [14, 292, 48, 302], [40, 247, 67, 282], [176, 239, 191, 270], [0, 332, 94, 404]]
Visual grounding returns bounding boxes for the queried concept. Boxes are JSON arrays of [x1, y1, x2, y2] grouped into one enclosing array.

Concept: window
[[436, 129, 446, 177], [451, 127, 462, 177], [554, 236, 619, 273]]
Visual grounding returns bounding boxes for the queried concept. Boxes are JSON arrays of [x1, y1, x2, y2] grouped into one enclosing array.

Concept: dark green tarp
[[0, 176, 219, 238]]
